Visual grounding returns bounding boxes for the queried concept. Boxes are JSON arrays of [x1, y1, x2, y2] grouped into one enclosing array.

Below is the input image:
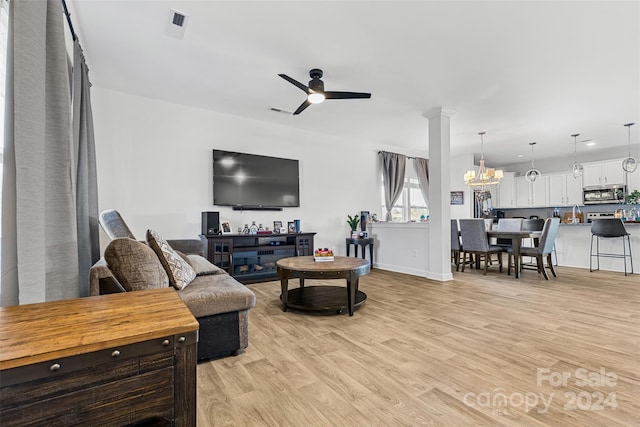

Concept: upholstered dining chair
[[458, 219, 504, 275], [508, 217, 560, 280], [520, 218, 545, 269], [451, 219, 473, 271], [495, 218, 524, 248]]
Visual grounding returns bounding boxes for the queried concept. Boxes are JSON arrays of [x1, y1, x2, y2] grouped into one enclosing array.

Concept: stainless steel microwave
[[583, 185, 626, 204]]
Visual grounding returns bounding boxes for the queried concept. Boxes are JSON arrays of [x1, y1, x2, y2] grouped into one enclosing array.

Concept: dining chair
[[495, 218, 524, 249], [508, 217, 560, 280], [520, 218, 545, 270], [451, 219, 473, 271], [458, 219, 503, 275], [590, 219, 633, 276]]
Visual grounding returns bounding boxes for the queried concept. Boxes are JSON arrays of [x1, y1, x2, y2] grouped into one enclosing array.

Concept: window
[[380, 161, 429, 222]]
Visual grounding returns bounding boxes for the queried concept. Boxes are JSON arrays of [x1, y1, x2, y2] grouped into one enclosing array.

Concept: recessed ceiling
[[68, 1, 639, 166]]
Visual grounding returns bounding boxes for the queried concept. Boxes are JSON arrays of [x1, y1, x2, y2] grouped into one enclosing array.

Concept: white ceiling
[[68, 0, 640, 166]]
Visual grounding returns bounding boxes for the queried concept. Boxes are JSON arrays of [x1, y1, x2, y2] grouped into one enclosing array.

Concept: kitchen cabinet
[[495, 172, 516, 208], [583, 159, 625, 187], [548, 172, 583, 206], [515, 175, 549, 207]]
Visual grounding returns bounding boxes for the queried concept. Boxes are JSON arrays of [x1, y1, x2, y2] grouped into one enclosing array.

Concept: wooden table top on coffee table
[[276, 256, 370, 316]]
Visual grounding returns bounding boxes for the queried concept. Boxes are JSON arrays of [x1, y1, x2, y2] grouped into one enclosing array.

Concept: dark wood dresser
[[0, 288, 199, 427]]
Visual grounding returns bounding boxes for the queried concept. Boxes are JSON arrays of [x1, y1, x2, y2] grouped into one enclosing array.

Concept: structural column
[[423, 107, 455, 281]]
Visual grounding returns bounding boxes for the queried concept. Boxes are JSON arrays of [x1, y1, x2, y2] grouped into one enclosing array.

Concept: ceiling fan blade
[[293, 100, 312, 115], [278, 74, 310, 93], [324, 91, 371, 100]]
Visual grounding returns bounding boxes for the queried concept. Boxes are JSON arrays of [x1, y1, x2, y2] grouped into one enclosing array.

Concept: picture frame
[[273, 221, 282, 234], [450, 191, 464, 205], [221, 221, 233, 234], [287, 221, 296, 233]]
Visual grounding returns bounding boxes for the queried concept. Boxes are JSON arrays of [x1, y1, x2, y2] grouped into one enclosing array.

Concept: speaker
[[201, 212, 220, 236]]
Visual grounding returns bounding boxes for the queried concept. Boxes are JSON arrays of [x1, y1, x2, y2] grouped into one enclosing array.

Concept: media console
[[200, 232, 315, 283]]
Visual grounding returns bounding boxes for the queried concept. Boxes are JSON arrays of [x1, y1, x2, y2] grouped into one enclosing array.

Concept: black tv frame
[[212, 149, 300, 210]]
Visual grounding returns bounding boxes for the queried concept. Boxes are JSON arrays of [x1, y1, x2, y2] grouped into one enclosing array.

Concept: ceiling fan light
[[307, 92, 325, 104]]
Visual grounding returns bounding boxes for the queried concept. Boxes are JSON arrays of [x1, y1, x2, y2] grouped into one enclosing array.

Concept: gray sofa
[[90, 210, 256, 362]]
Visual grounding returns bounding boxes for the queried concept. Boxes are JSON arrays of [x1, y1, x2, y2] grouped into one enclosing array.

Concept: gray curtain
[[379, 151, 406, 221], [72, 40, 100, 297], [1, 0, 97, 305], [413, 157, 429, 210]]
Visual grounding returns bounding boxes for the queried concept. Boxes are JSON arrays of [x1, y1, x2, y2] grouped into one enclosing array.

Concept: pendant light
[[622, 122, 637, 173], [525, 142, 541, 183], [569, 133, 583, 178]]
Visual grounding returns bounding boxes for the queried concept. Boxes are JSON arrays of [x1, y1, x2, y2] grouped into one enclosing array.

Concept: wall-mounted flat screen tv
[[213, 149, 300, 209]]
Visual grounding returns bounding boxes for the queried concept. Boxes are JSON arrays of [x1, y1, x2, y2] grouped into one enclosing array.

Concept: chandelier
[[464, 132, 504, 190], [622, 122, 637, 173]]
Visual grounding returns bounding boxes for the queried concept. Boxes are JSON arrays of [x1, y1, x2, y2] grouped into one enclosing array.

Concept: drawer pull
[[178, 336, 186, 343], [111, 350, 120, 357], [50, 363, 61, 371], [162, 339, 170, 346]]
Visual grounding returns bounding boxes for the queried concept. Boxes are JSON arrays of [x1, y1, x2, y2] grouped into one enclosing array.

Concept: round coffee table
[[276, 256, 370, 316]]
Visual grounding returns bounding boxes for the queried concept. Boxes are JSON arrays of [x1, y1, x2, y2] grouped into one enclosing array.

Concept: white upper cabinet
[[548, 172, 583, 206], [515, 175, 549, 207], [565, 172, 583, 205], [495, 172, 516, 208], [583, 159, 626, 187]]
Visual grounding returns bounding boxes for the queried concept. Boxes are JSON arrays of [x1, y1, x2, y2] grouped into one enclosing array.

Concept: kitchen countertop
[[560, 221, 640, 226]]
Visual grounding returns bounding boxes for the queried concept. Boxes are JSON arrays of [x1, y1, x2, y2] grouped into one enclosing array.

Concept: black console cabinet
[[200, 233, 315, 283]]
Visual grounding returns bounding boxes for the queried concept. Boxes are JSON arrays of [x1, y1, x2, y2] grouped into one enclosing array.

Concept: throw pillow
[[176, 252, 226, 276], [104, 238, 169, 292], [146, 229, 197, 290]]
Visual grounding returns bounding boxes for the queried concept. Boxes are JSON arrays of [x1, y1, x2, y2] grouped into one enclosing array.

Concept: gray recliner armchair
[[91, 209, 256, 361]]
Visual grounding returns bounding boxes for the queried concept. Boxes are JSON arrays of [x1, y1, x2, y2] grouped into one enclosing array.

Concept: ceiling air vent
[[166, 8, 189, 39], [172, 12, 186, 27]]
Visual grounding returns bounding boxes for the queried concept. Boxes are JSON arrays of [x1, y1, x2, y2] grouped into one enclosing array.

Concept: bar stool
[[590, 219, 633, 276]]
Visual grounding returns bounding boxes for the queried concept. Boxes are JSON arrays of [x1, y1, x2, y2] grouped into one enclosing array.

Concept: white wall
[[450, 153, 474, 218], [92, 88, 382, 255]]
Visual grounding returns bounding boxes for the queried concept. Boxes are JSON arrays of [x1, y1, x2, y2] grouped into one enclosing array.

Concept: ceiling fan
[[278, 68, 371, 115]]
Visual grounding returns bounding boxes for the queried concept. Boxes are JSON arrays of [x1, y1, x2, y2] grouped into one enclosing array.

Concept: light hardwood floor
[[197, 266, 640, 426]]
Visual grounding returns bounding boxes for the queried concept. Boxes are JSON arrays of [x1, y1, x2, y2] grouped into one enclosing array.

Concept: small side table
[[345, 237, 374, 264]]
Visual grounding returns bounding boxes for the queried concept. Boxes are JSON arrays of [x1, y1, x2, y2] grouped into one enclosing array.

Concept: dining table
[[486, 230, 542, 278]]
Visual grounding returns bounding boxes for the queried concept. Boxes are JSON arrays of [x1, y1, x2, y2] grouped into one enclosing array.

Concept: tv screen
[[213, 150, 300, 208]]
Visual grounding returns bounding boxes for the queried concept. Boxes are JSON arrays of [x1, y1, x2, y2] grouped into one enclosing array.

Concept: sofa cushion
[[176, 252, 226, 276], [104, 238, 169, 292], [146, 229, 197, 290], [178, 274, 256, 318]]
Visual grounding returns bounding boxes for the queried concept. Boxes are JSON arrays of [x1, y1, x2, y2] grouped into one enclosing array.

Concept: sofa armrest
[[89, 258, 126, 296], [168, 239, 205, 256]]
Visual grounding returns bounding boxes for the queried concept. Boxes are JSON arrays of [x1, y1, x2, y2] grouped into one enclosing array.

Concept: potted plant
[[625, 189, 640, 205], [347, 214, 360, 238]]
